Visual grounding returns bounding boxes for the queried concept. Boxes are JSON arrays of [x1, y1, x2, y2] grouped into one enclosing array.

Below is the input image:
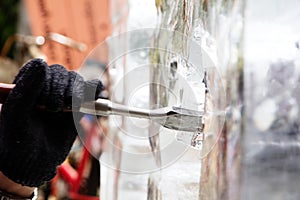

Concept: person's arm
[[0, 59, 103, 198], [0, 172, 35, 199]]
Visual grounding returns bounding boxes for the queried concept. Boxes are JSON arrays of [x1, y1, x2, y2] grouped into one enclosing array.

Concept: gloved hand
[[0, 58, 103, 187]]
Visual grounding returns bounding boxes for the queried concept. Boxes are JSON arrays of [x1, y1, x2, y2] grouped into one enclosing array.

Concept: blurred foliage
[[0, 0, 20, 58]]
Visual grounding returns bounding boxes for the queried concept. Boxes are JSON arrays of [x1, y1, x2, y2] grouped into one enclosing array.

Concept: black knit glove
[[0, 59, 103, 187]]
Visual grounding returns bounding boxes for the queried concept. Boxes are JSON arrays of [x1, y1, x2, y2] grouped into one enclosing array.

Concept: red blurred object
[[54, 118, 103, 200]]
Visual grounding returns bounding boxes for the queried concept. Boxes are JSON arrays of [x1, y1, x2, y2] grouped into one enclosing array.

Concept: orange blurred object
[[24, 0, 111, 70]]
